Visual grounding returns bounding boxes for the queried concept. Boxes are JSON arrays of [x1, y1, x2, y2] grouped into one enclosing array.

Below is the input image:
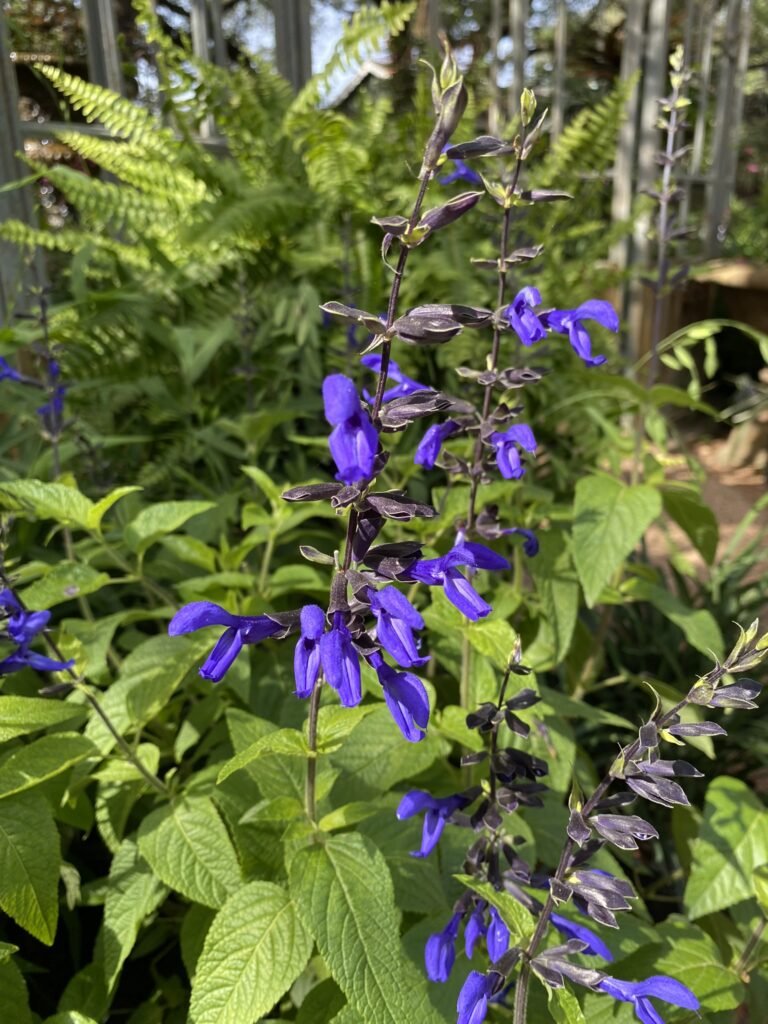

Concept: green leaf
[[464, 618, 518, 670], [685, 777, 768, 919], [124, 500, 216, 555], [21, 563, 112, 610], [0, 695, 86, 743], [241, 465, 282, 505], [661, 487, 719, 565], [44, 1014, 99, 1024], [621, 576, 724, 658], [86, 486, 143, 532], [547, 985, 586, 1024], [454, 874, 533, 943], [330, 706, 444, 794], [311, 705, 375, 754], [0, 790, 60, 944], [319, 802, 378, 832], [572, 476, 662, 607], [0, 957, 32, 1024], [102, 838, 168, 993], [289, 833, 442, 1024], [86, 635, 206, 754], [0, 733, 97, 799], [137, 797, 242, 909], [0, 479, 93, 529], [217, 728, 310, 783], [189, 881, 312, 1024]]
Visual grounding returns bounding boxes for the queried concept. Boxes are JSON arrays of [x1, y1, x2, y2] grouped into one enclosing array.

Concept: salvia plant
[[0, 38, 766, 1024]]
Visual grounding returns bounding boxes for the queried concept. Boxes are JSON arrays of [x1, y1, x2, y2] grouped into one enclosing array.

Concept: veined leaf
[[0, 790, 60, 944], [0, 733, 97, 799], [0, 479, 93, 529], [124, 500, 215, 555], [0, 696, 86, 744]]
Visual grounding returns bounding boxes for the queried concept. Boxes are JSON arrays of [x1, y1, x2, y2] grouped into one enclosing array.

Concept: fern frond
[[36, 65, 175, 152], [288, 1, 415, 117]]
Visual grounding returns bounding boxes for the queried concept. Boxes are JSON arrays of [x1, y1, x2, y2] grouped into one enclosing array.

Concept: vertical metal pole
[[508, 0, 528, 119], [551, 0, 567, 140], [489, 0, 502, 134], [81, 0, 125, 95], [705, 0, 750, 254], [274, 0, 312, 93], [609, 0, 648, 275], [628, 0, 670, 360], [0, 13, 40, 321]]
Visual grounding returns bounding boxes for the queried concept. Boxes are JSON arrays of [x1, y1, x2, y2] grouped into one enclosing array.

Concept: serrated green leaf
[[621, 576, 724, 658], [685, 777, 768, 919], [0, 479, 93, 529], [572, 476, 662, 607], [0, 790, 60, 944], [311, 705, 376, 753], [102, 838, 168, 993], [0, 695, 86, 743], [21, 563, 113, 610], [754, 865, 768, 914], [0, 732, 97, 798], [330, 706, 444, 794], [124, 500, 215, 555], [289, 833, 442, 1024], [464, 618, 518, 670], [217, 728, 310, 783], [137, 797, 241, 909], [86, 486, 142, 532], [454, 874, 533, 943], [319, 801, 378, 832], [189, 881, 312, 1024]]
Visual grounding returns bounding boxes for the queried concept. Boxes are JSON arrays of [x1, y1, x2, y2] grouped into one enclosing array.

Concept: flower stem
[[511, 669, 726, 1023], [305, 672, 323, 823]]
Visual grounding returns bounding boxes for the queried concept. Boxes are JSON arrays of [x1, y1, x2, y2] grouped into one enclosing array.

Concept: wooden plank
[[489, 0, 502, 134], [704, 0, 742, 254], [274, 0, 312, 93], [81, 0, 125, 95], [508, 0, 528, 119]]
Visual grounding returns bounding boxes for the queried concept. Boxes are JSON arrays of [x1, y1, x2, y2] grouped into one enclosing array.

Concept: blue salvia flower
[[543, 299, 619, 367], [489, 424, 537, 480], [550, 912, 614, 961], [598, 975, 699, 1024], [414, 420, 460, 469], [457, 971, 499, 1024], [505, 287, 547, 347], [368, 585, 427, 667], [37, 359, 67, 436], [293, 604, 325, 698], [322, 373, 378, 484], [440, 156, 483, 187], [501, 526, 539, 557], [361, 354, 428, 403], [464, 902, 488, 957], [396, 789, 470, 857], [368, 651, 429, 742], [425, 911, 463, 982], [0, 356, 22, 383], [0, 589, 74, 675], [168, 601, 284, 682], [404, 542, 510, 621], [486, 906, 510, 963], [319, 611, 362, 707]]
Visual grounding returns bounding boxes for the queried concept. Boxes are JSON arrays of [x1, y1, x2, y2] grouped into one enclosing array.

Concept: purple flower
[[551, 913, 614, 961], [544, 299, 619, 367], [369, 651, 429, 742], [37, 386, 66, 436], [489, 424, 537, 480], [414, 420, 460, 469], [168, 601, 283, 682], [505, 287, 547, 347], [598, 975, 699, 1024], [425, 912, 462, 982], [457, 971, 498, 1024], [0, 589, 50, 645], [322, 374, 378, 484], [486, 907, 510, 963], [464, 903, 488, 958], [361, 354, 428, 403], [396, 789, 469, 857], [404, 542, 509, 621], [0, 356, 22, 383], [293, 604, 325, 698], [319, 611, 362, 707], [440, 158, 483, 187], [0, 649, 75, 675], [368, 585, 427, 667], [502, 526, 539, 557]]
